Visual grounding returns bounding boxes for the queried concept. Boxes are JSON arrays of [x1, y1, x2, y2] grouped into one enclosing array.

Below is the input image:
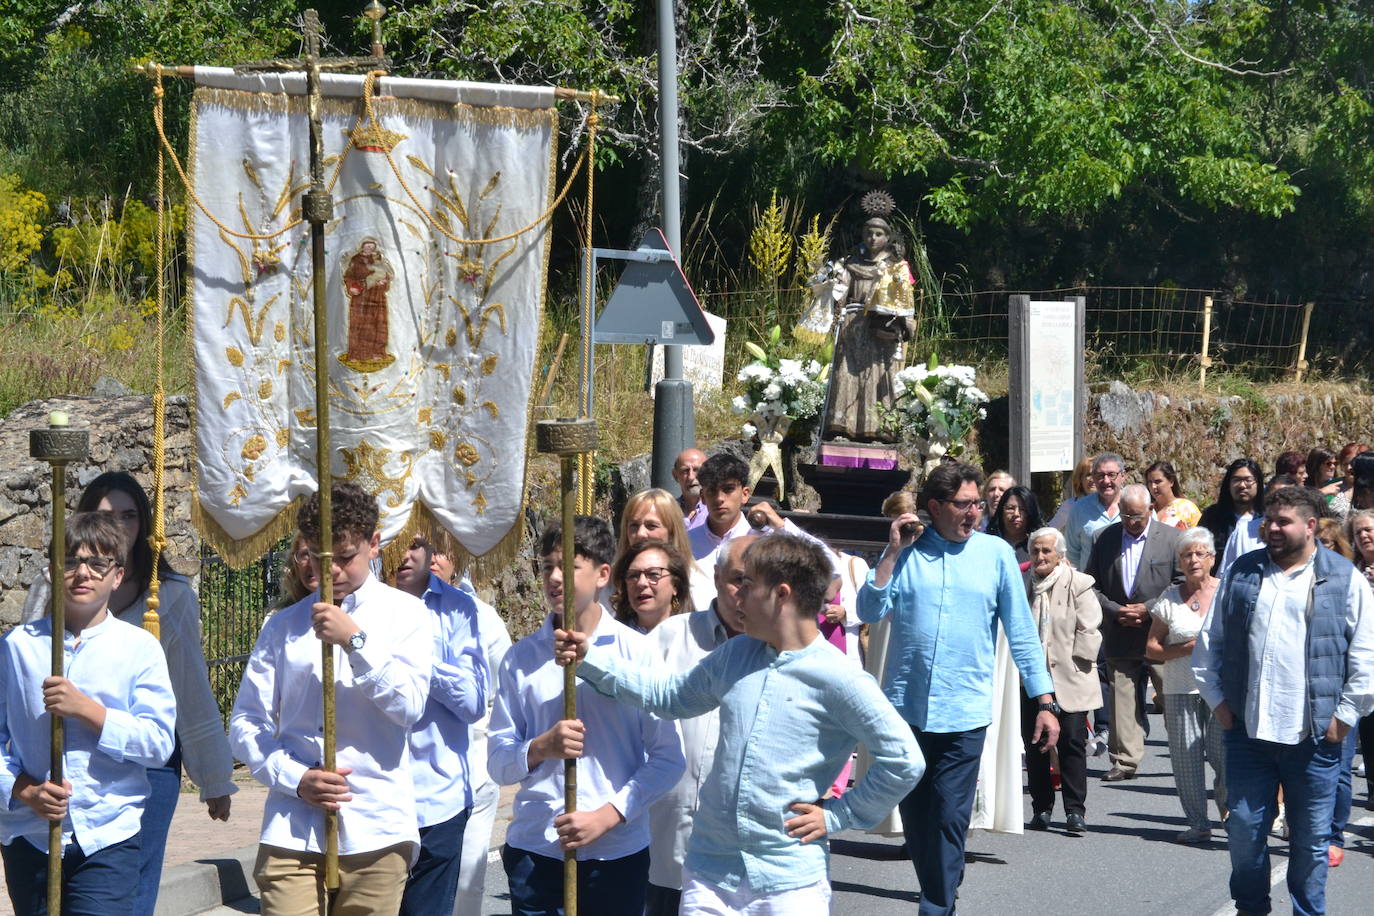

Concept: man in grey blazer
[[1086, 484, 1182, 780]]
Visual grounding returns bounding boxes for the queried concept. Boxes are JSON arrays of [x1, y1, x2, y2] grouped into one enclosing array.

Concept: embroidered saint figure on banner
[[340, 237, 395, 372]]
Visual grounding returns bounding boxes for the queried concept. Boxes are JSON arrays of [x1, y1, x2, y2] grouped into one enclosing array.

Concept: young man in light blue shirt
[[0, 512, 176, 915], [392, 533, 488, 916], [556, 533, 923, 913]]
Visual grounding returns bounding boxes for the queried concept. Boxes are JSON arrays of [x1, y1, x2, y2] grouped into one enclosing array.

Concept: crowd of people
[[3, 440, 1373, 916]]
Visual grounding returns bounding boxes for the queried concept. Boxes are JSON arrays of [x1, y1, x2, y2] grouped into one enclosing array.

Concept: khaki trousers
[[1106, 657, 1148, 773], [254, 843, 410, 916]]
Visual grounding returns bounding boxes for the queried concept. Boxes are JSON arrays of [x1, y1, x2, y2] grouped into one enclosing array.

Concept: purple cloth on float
[[819, 452, 898, 469]]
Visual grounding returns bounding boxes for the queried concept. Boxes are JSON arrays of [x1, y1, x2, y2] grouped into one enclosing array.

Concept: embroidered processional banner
[[188, 68, 557, 569]]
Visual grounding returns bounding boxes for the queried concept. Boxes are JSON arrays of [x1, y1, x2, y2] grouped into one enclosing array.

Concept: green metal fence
[[199, 538, 291, 726]]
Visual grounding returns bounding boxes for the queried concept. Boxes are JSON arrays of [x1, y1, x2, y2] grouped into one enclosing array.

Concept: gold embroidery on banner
[[339, 440, 414, 509], [223, 392, 241, 408], [452, 301, 506, 349], [241, 434, 267, 461], [454, 442, 480, 466]]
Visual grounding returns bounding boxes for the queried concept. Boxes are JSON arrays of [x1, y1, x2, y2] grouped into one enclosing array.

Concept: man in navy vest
[[1194, 485, 1374, 916]]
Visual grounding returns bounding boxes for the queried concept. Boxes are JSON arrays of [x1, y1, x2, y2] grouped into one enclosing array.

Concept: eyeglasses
[[940, 498, 986, 512], [1093, 470, 1123, 480], [63, 555, 120, 578], [626, 566, 671, 584], [1122, 513, 1150, 522]]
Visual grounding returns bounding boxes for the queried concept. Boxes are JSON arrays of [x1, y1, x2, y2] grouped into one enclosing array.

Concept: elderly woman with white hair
[[1022, 526, 1103, 836], [1145, 526, 1227, 844]]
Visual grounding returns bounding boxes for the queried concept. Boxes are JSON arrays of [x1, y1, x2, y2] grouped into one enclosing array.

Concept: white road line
[[1206, 813, 1374, 916]]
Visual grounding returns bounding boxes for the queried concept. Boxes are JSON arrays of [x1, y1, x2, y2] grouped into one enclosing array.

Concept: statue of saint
[[798, 195, 916, 443], [339, 237, 396, 373]]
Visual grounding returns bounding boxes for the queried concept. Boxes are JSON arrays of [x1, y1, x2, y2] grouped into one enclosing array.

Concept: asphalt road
[[478, 712, 1374, 914]]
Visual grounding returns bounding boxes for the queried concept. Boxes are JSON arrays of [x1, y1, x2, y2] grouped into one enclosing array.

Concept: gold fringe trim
[[195, 87, 556, 130], [379, 500, 528, 586], [793, 325, 831, 345], [192, 492, 303, 570]]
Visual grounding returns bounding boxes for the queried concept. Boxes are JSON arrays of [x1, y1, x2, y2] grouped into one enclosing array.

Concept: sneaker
[[1174, 827, 1211, 844], [1028, 811, 1052, 831], [1356, 760, 1366, 778], [1065, 813, 1086, 836]]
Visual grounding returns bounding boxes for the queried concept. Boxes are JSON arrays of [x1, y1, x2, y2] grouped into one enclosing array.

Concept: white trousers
[[680, 868, 831, 915], [451, 779, 499, 916]]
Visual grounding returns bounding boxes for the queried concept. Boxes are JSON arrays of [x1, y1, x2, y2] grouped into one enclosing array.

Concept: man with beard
[[672, 448, 708, 530], [1194, 485, 1374, 916]]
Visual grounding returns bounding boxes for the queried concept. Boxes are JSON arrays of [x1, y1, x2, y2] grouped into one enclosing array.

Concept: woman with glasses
[[618, 487, 715, 609], [1145, 527, 1227, 844], [610, 538, 694, 633], [1198, 458, 1265, 576], [20, 471, 236, 916]]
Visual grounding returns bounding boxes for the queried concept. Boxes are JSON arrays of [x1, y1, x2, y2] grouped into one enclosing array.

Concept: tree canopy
[[2, 0, 1372, 304]]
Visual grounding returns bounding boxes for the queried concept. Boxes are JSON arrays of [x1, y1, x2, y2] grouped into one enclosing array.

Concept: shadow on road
[[830, 880, 920, 903]]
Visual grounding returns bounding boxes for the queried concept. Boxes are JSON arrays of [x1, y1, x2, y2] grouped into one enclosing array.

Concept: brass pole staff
[[535, 417, 598, 916], [30, 410, 90, 916], [233, 5, 390, 888]]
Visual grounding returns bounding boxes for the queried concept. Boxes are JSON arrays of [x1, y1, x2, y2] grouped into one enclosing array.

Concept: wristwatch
[[1038, 700, 1062, 715], [346, 631, 367, 654]]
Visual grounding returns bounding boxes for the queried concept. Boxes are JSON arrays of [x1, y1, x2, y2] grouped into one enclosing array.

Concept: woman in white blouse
[[1145, 526, 1226, 844]]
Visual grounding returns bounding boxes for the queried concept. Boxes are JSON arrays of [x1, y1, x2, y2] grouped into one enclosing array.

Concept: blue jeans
[[501, 844, 649, 916], [400, 806, 471, 916], [1224, 727, 1342, 916], [1329, 728, 1358, 848], [899, 725, 987, 916], [2, 833, 142, 916], [133, 748, 182, 916]]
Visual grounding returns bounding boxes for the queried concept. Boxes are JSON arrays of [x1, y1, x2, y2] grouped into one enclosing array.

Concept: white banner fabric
[[189, 72, 556, 566]]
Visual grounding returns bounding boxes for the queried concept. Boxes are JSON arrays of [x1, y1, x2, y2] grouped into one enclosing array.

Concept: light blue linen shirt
[[1065, 493, 1119, 570], [857, 529, 1054, 732], [410, 573, 489, 827], [577, 633, 923, 894], [0, 614, 176, 854]]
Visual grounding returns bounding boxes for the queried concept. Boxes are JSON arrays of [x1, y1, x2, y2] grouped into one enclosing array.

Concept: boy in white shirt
[[230, 482, 432, 914], [488, 516, 684, 916], [0, 512, 176, 914]]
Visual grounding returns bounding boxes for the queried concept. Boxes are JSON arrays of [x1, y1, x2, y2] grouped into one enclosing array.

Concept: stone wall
[[1084, 381, 1374, 501], [0, 395, 198, 626]]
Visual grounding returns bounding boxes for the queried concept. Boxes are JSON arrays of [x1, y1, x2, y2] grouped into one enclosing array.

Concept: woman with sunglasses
[[610, 538, 695, 633], [22, 471, 236, 916]]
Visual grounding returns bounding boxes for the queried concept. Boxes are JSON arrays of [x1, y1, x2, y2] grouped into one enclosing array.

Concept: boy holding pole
[[230, 482, 432, 913], [555, 533, 923, 912], [0, 512, 177, 914], [488, 516, 684, 916]]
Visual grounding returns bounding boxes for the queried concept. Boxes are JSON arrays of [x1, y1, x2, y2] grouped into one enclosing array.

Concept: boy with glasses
[[0, 512, 176, 914]]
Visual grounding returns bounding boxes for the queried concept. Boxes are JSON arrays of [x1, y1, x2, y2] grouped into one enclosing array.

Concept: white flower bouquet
[[732, 327, 829, 437], [881, 356, 988, 456]]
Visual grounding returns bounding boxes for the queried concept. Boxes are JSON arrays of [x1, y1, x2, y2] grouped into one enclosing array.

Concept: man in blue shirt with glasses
[[859, 461, 1060, 916]]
